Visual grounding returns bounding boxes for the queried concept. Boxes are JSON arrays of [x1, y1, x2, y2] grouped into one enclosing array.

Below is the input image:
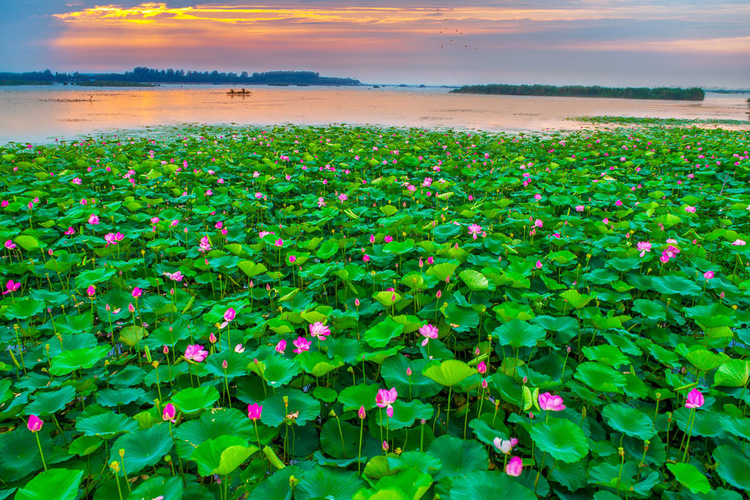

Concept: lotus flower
[[132, 287, 143, 299], [376, 387, 398, 409], [4, 240, 16, 250], [703, 271, 714, 280], [248, 403, 263, 420], [505, 456, 523, 476], [538, 392, 566, 411], [88, 214, 100, 225], [419, 323, 439, 346], [162, 403, 176, 421], [163, 270, 184, 281], [184, 344, 208, 362], [358, 406, 366, 420], [224, 308, 236, 322], [27, 415, 43, 432], [309, 322, 331, 340], [2, 280, 21, 295], [275, 339, 287, 353], [493, 437, 519, 454], [293, 336, 311, 354], [637, 241, 651, 257], [685, 388, 704, 409]]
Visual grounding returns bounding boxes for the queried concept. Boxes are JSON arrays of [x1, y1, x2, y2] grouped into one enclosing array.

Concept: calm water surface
[[0, 85, 748, 144]]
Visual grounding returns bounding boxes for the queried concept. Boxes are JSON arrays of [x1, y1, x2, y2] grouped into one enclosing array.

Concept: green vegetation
[[452, 84, 705, 101], [0, 123, 749, 498], [0, 68, 361, 86], [572, 116, 749, 126], [73, 81, 156, 88]]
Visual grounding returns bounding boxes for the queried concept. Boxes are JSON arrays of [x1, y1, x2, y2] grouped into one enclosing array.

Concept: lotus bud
[[222, 360, 228, 370]]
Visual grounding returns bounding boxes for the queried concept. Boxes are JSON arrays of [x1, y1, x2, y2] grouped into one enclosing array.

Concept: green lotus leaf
[[316, 239, 339, 260], [171, 386, 220, 415], [422, 359, 475, 387], [560, 289, 593, 309], [49, 346, 109, 376], [450, 471, 536, 500], [574, 362, 626, 394], [602, 403, 656, 440], [714, 359, 750, 387], [191, 435, 258, 476], [173, 408, 257, 459], [381, 356, 442, 399], [15, 468, 83, 500], [338, 383, 381, 412], [530, 418, 589, 463], [109, 424, 173, 477], [492, 319, 546, 348], [459, 269, 490, 291], [24, 385, 76, 415], [427, 435, 488, 480], [76, 411, 140, 439], [364, 317, 404, 348], [295, 464, 365, 500], [714, 445, 750, 491], [260, 389, 320, 427], [383, 239, 415, 255], [129, 476, 184, 500], [582, 345, 630, 369], [667, 463, 711, 494], [650, 275, 701, 296]]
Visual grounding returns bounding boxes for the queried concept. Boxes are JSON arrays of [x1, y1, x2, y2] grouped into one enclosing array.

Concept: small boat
[[227, 88, 251, 95]]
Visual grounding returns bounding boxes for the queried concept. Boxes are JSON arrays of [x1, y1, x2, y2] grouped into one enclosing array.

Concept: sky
[[1, 0, 749, 87]]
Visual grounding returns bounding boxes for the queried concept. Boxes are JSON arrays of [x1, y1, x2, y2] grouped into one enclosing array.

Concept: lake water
[[0, 85, 748, 144]]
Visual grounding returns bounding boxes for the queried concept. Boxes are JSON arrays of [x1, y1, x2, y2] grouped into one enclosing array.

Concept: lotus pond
[[1, 123, 749, 499]]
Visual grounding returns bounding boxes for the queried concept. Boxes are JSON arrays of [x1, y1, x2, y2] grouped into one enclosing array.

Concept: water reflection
[[0, 85, 748, 144]]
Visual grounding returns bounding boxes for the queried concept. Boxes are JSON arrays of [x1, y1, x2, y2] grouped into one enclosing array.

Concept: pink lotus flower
[[209, 332, 217, 344], [685, 388, 704, 409], [162, 403, 176, 421], [309, 322, 331, 340], [4, 240, 16, 250], [104, 233, 117, 247], [685, 206, 696, 213], [88, 214, 100, 225], [293, 336, 311, 354], [199, 235, 211, 253], [505, 456, 523, 476], [536, 260, 543, 269], [132, 287, 143, 299], [534, 219, 543, 228], [86, 285, 96, 297], [234, 344, 245, 353], [358, 406, 366, 420], [274, 238, 283, 247], [248, 403, 263, 420], [538, 392, 566, 411], [376, 387, 398, 417], [468, 224, 482, 239], [384, 235, 393, 243], [363, 254, 370, 263], [224, 308, 236, 322], [268, 340, 284, 355], [493, 437, 519, 454], [704, 271, 714, 280], [575, 205, 584, 212], [419, 323, 439, 346], [732, 239, 747, 246], [27, 415, 43, 433], [163, 270, 184, 281], [64, 227, 76, 235], [637, 241, 652, 257], [427, 256, 434, 265], [317, 197, 325, 207], [338, 193, 348, 202], [2, 280, 21, 295], [185, 344, 208, 362], [72, 177, 82, 185]]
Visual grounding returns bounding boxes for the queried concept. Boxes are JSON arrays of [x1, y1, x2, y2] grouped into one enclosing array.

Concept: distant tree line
[[451, 84, 705, 101], [0, 68, 361, 86]]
